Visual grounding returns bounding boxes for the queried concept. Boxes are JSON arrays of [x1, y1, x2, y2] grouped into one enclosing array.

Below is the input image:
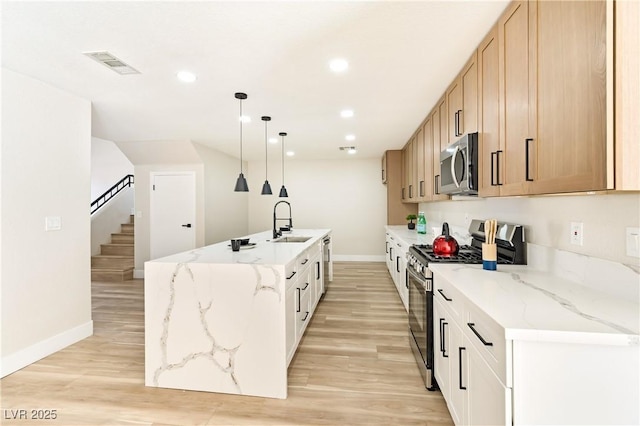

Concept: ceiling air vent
[[83, 51, 140, 75]]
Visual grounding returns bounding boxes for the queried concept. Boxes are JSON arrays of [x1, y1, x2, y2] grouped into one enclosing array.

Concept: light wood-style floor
[[1, 262, 453, 425]]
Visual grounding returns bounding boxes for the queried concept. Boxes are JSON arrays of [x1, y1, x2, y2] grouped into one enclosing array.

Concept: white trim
[[332, 255, 385, 262], [134, 269, 145, 279], [0, 321, 93, 378]]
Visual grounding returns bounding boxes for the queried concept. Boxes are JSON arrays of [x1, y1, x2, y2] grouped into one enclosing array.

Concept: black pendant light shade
[[279, 132, 288, 198], [234, 92, 249, 192], [261, 116, 273, 195]]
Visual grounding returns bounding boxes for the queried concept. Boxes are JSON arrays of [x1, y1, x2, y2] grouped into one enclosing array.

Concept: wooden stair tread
[[91, 267, 134, 272]]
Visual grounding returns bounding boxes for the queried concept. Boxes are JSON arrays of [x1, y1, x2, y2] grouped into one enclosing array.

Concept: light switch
[[626, 227, 640, 258], [45, 216, 61, 231]]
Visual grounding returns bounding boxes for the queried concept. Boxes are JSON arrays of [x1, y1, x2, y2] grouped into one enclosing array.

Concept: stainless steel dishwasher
[[322, 236, 333, 294]]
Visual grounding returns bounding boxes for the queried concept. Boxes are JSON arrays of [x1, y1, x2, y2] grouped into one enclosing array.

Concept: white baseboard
[[0, 321, 93, 378], [134, 269, 144, 279], [332, 255, 385, 262]]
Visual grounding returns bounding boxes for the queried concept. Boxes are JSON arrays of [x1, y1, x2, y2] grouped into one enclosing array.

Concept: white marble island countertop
[[149, 228, 331, 266], [144, 228, 330, 400], [429, 263, 640, 346]]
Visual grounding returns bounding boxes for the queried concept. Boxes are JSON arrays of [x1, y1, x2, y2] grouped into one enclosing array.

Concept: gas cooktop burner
[[412, 244, 486, 264], [408, 220, 527, 267]]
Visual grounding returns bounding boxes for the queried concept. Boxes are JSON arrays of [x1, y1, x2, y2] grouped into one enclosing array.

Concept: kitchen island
[[144, 229, 331, 399]]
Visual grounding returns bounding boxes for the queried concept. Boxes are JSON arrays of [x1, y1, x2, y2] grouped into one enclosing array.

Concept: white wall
[[420, 192, 640, 265], [90, 137, 133, 200], [247, 158, 386, 260], [1, 69, 93, 377], [192, 143, 249, 245]]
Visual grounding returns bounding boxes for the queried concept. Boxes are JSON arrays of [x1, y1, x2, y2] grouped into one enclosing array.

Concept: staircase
[[91, 215, 135, 282]]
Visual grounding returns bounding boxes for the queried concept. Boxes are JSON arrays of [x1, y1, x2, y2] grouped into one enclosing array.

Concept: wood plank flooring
[[1, 262, 453, 425]]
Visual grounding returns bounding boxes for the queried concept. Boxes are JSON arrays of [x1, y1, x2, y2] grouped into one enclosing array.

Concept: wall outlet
[[570, 222, 583, 246], [626, 227, 640, 258]]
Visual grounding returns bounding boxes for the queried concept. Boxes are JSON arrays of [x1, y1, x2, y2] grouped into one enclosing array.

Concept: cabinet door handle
[[419, 180, 424, 197], [490, 151, 496, 186], [437, 288, 453, 302], [316, 261, 320, 279], [525, 138, 534, 182], [467, 323, 494, 346], [296, 288, 301, 313], [382, 169, 385, 181], [385, 241, 389, 254], [287, 271, 296, 280], [409, 184, 413, 199], [396, 256, 400, 273], [459, 347, 467, 390], [301, 258, 309, 265], [496, 150, 503, 186], [389, 247, 393, 261], [455, 109, 463, 136], [454, 111, 459, 136], [442, 321, 448, 357], [302, 311, 309, 321], [402, 188, 405, 199], [434, 175, 440, 195], [301, 282, 309, 291]]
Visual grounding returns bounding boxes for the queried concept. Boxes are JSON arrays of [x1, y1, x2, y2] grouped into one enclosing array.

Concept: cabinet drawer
[[434, 275, 464, 324], [285, 262, 298, 290], [466, 304, 511, 386], [297, 249, 312, 271]]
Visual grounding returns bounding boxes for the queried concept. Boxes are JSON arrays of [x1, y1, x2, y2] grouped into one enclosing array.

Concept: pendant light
[[233, 92, 249, 192], [260, 116, 273, 195], [278, 132, 288, 198]]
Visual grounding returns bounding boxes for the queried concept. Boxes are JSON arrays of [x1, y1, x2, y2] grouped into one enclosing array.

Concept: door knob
[[181, 224, 192, 228]]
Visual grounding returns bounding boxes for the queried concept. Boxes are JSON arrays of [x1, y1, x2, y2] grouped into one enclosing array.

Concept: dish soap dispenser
[[417, 211, 427, 234]]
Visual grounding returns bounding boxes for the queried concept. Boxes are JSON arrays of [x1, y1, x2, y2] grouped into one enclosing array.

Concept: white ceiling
[[2, 1, 509, 161]]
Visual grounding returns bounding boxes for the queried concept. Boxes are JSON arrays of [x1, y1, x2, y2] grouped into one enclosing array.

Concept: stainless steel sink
[[272, 236, 312, 243]]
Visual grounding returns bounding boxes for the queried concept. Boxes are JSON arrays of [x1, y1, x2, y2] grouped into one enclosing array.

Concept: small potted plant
[[406, 214, 417, 230]]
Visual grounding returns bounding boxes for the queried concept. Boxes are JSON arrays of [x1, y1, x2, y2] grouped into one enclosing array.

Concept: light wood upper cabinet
[[461, 53, 479, 135], [498, 0, 535, 196], [422, 117, 434, 201], [415, 125, 426, 200], [615, 0, 640, 190], [529, 0, 608, 194], [434, 95, 450, 200], [446, 79, 462, 146], [478, 25, 501, 197], [446, 53, 479, 146]]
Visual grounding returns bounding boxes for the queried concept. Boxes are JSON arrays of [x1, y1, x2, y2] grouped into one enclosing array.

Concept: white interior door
[[150, 172, 196, 260]]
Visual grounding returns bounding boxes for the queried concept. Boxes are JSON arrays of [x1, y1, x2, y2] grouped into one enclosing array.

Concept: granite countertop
[[147, 229, 331, 266], [429, 263, 640, 346]]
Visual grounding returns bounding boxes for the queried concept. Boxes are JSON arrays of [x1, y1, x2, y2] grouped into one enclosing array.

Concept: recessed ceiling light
[[286, 151, 295, 157], [345, 134, 356, 141], [269, 137, 278, 144], [239, 115, 251, 123], [176, 70, 197, 83], [340, 109, 354, 118], [329, 58, 349, 73]]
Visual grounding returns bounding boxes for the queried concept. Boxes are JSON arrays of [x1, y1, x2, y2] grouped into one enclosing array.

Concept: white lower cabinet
[[285, 239, 326, 367], [385, 232, 408, 312], [465, 337, 511, 426], [434, 273, 510, 426]]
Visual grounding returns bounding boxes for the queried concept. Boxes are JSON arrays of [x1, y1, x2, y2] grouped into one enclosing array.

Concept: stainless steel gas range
[[407, 219, 526, 390]]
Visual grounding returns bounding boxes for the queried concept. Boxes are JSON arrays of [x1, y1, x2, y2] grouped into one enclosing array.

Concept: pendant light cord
[[281, 134, 285, 183], [264, 121, 268, 178], [239, 98, 243, 173]]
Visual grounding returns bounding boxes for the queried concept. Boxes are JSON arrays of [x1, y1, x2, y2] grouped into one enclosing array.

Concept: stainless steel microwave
[[440, 132, 478, 195]]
